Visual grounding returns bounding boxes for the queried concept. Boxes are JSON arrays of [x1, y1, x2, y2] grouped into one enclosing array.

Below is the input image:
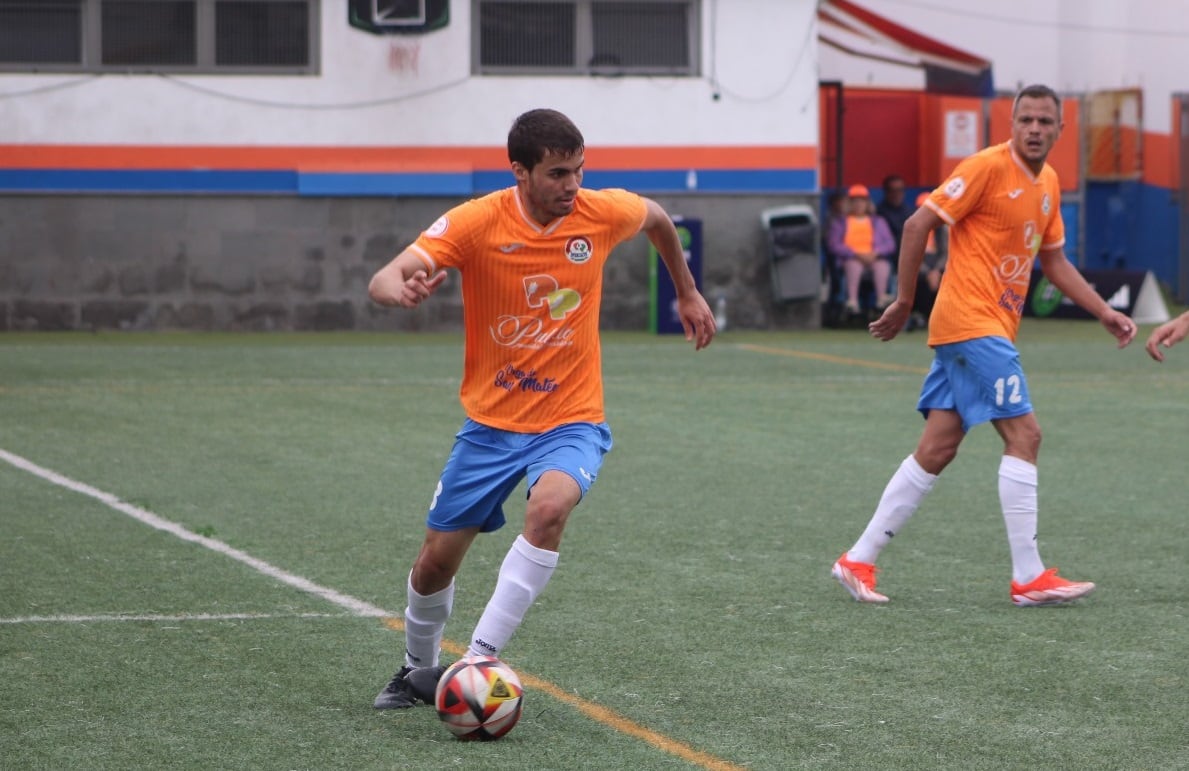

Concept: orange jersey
[[924, 142, 1064, 345], [409, 186, 646, 432]]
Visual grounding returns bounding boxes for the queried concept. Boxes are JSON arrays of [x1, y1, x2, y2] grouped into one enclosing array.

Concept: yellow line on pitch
[[737, 342, 929, 374], [381, 617, 745, 771]]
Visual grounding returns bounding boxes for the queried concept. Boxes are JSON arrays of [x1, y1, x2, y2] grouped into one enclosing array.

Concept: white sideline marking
[[0, 612, 347, 625], [0, 448, 393, 619], [1, 450, 747, 771]]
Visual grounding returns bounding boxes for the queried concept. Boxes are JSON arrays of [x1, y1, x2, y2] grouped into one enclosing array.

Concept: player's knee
[[918, 442, 959, 473], [1005, 425, 1041, 460], [528, 495, 572, 523], [522, 504, 570, 552], [526, 483, 578, 526], [1027, 425, 1042, 453], [411, 555, 458, 594], [523, 514, 569, 551]]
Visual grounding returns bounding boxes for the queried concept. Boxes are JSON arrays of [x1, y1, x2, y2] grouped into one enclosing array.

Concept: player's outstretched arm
[[1037, 249, 1136, 348], [641, 197, 716, 350], [369, 249, 447, 309], [1145, 310, 1189, 362]]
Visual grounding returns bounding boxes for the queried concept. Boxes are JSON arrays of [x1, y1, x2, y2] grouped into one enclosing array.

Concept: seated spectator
[[876, 174, 913, 255], [822, 190, 847, 255], [826, 184, 896, 315], [907, 191, 948, 331], [821, 189, 847, 278]]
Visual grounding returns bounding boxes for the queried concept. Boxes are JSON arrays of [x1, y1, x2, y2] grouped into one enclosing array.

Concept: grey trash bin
[[761, 204, 819, 302]]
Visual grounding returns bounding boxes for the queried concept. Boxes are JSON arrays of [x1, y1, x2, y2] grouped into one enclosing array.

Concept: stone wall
[[0, 193, 821, 332]]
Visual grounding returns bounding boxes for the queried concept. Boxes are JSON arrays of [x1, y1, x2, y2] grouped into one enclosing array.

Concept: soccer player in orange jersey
[[832, 85, 1137, 607], [368, 109, 716, 708]]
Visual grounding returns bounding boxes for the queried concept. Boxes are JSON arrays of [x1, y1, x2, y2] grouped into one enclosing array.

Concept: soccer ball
[[434, 655, 524, 741]]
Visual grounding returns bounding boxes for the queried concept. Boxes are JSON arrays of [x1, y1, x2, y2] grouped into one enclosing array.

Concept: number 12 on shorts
[[995, 375, 1023, 405]]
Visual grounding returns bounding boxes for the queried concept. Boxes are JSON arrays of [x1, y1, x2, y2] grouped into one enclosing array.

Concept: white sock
[[468, 534, 558, 659], [403, 575, 454, 668], [999, 455, 1045, 584], [848, 454, 937, 564]]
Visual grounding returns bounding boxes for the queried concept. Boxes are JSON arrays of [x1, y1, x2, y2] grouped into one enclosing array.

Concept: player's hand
[[1145, 314, 1189, 362], [677, 294, 717, 350], [869, 299, 911, 342], [398, 270, 447, 308], [1101, 310, 1136, 349]]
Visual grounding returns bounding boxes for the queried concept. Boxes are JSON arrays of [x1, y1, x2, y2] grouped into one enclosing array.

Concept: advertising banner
[[650, 218, 703, 334], [1025, 269, 1169, 324]]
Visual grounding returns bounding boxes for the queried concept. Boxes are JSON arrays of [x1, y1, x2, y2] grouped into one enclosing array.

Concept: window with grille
[[216, 1, 309, 67], [0, 0, 318, 73], [474, 0, 698, 76], [0, 1, 82, 65], [102, 1, 197, 66]]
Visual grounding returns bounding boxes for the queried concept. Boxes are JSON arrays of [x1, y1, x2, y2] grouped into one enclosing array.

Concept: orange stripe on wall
[[587, 146, 817, 169], [0, 145, 817, 172], [0, 146, 504, 172]]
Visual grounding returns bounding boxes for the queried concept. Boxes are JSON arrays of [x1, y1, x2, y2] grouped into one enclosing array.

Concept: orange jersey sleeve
[[409, 187, 647, 432], [924, 142, 1064, 345]]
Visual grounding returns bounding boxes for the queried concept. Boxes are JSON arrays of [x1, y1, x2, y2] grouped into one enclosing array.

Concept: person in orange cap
[[825, 184, 896, 315]]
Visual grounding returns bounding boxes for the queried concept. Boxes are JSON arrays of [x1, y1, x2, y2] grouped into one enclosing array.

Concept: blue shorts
[[917, 336, 1033, 432], [425, 419, 613, 533]]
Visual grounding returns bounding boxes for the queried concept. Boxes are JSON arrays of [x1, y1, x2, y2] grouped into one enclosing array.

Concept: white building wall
[[823, 0, 1188, 130], [0, 1, 820, 149]]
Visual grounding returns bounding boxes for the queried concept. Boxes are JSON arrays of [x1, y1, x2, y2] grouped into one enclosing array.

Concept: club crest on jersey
[[565, 236, 593, 264], [1041, 193, 1051, 216], [426, 215, 449, 238]]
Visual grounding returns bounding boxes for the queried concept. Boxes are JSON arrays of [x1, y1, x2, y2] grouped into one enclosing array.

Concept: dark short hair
[[1013, 84, 1061, 117], [882, 174, 905, 190], [507, 109, 585, 170]]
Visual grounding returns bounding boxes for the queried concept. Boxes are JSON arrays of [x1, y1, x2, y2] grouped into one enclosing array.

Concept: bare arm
[[869, 206, 941, 341], [368, 248, 447, 309], [1038, 248, 1136, 348], [642, 198, 696, 297], [1145, 309, 1189, 362], [641, 197, 716, 349]]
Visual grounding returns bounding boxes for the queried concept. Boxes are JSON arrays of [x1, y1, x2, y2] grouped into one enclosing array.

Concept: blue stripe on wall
[[475, 169, 818, 194], [0, 168, 819, 196], [0, 169, 297, 193], [297, 172, 474, 196], [583, 169, 817, 193]]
